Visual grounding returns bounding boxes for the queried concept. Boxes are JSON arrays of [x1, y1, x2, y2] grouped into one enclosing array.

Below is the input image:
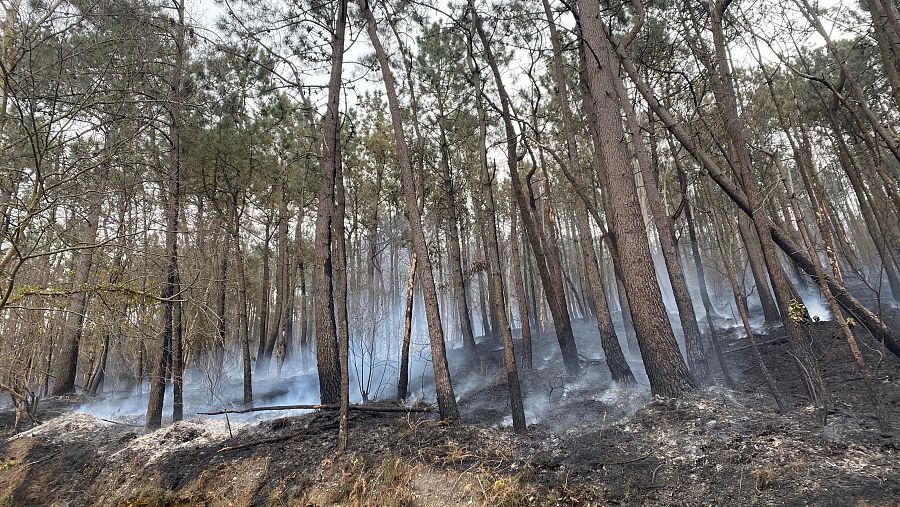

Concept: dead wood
[[198, 403, 435, 416]]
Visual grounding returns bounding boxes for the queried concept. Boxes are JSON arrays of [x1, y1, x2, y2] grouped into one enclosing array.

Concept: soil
[[0, 318, 897, 506]]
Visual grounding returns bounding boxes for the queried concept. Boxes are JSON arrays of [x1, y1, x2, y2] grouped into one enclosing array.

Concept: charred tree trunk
[[233, 211, 253, 406], [509, 189, 533, 370], [473, 3, 581, 375], [334, 141, 351, 452], [438, 112, 479, 363], [397, 253, 416, 402], [146, 0, 185, 430], [313, 0, 345, 406], [256, 219, 272, 375], [172, 274, 184, 422]]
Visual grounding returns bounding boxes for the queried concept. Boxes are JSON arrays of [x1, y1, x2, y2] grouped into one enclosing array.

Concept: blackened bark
[[397, 253, 416, 401], [509, 189, 533, 370], [146, 0, 185, 430], [313, 0, 345, 406], [256, 219, 272, 375]]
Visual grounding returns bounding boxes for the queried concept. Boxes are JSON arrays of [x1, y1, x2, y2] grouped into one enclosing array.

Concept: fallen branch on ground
[[198, 403, 435, 416], [724, 337, 786, 354]]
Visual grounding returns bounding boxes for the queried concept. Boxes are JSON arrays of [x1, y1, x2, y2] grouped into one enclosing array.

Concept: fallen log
[[198, 403, 435, 416]]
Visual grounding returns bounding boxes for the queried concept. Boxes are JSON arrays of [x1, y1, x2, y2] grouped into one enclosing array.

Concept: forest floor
[[0, 316, 898, 506]]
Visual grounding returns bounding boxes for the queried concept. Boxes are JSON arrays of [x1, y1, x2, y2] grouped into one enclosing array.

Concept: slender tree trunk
[[509, 189, 533, 370], [360, 0, 459, 420], [712, 206, 786, 412], [472, 4, 581, 375], [671, 144, 724, 324], [438, 113, 479, 363], [775, 154, 890, 431], [50, 193, 102, 396], [233, 213, 253, 405], [264, 212, 288, 371], [540, 0, 633, 384], [298, 260, 309, 374], [172, 275, 184, 422], [705, 2, 828, 410], [575, 200, 636, 385], [146, 0, 185, 430], [738, 216, 781, 325], [478, 143, 527, 433], [397, 253, 416, 402], [334, 143, 351, 452], [256, 219, 272, 375], [210, 236, 230, 402]]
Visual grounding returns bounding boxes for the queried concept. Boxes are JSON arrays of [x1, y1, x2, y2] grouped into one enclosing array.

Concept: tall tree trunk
[[172, 275, 184, 422], [146, 0, 185, 430], [334, 142, 351, 452], [540, 0, 633, 384], [472, 4, 581, 375], [233, 211, 253, 406], [50, 191, 102, 396], [704, 1, 828, 409], [313, 0, 345, 406], [476, 137, 526, 433], [298, 260, 309, 374], [438, 111, 479, 363], [256, 219, 272, 375], [671, 150, 734, 387], [738, 216, 781, 325], [579, 0, 693, 397], [575, 200, 636, 385], [775, 154, 890, 431], [614, 27, 900, 360], [360, 0, 459, 420], [622, 82, 713, 385], [712, 205, 785, 412], [264, 211, 289, 371]]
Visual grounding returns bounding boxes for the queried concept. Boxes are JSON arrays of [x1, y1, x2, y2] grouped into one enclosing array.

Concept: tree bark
[[146, 0, 185, 430], [334, 141, 351, 452], [232, 211, 253, 406], [579, 0, 693, 397], [50, 191, 102, 396], [360, 0, 459, 420], [256, 218, 272, 375], [313, 0, 345, 406], [509, 189, 533, 370], [477, 136, 527, 433], [472, 3, 581, 375], [540, 0, 634, 385], [397, 253, 416, 402]]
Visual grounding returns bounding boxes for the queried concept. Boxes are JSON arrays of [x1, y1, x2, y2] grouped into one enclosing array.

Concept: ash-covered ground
[[0, 316, 898, 506]]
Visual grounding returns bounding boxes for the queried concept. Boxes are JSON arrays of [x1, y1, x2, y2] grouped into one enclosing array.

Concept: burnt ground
[[0, 317, 898, 506]]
